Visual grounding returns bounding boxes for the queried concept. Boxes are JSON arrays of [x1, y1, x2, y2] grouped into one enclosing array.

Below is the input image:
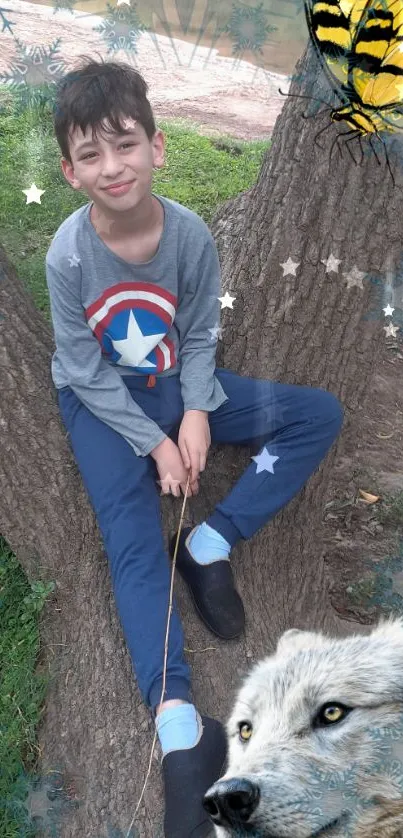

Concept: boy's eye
[[81, 143, 135, 160]]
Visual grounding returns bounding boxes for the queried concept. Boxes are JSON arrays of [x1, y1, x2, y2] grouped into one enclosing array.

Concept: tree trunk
[[0, 41, 395, 837]]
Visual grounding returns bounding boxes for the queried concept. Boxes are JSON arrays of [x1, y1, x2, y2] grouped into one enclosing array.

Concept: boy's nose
[[100, 154, 126, 178]]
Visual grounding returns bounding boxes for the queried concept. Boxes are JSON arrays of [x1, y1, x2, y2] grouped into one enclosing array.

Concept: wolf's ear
[[370, 615, 403, 641], [276, 627, 327, 657]]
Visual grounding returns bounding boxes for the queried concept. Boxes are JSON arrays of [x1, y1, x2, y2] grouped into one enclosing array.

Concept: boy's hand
[[150, 436, 199, 497], [178, 410, 210, 488]]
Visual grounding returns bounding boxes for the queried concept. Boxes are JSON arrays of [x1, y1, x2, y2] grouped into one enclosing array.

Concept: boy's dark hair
[[53, 53, 157, 164]]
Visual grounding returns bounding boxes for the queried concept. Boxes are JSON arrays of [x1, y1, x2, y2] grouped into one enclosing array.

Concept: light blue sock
[[188, 522, 231, 565], [156, 703, 201, 757]]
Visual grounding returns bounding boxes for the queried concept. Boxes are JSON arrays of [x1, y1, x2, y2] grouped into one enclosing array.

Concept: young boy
[[46, 56, 344, 837]]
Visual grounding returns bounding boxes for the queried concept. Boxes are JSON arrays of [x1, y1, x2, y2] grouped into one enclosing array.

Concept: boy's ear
[[152, 129, 165, 170], [60, 157, 82, 191]]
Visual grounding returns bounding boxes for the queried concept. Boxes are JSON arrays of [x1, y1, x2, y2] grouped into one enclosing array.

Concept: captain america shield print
[[85, 281, 178, 373]]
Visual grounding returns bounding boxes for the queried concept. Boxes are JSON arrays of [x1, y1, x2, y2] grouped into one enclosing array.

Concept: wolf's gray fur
[[206, 617, 403, 837]]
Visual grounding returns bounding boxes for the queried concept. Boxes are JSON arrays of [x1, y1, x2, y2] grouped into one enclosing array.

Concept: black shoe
[[162, 714, 227, 838], [169, 526, 245, 640]]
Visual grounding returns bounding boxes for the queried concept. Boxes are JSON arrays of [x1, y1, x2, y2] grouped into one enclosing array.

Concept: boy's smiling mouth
[[103, 179, 135, 191]]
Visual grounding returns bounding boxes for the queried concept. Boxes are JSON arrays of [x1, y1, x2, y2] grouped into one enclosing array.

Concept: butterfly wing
[[304, 0, 356, 90], [304, 0, 403, 136], [351, 0, 403, 120]]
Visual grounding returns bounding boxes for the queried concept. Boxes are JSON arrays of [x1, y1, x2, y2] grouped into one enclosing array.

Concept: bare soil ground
[[324, 340, 403, 627]]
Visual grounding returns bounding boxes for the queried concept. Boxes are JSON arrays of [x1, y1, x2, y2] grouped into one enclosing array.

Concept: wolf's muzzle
[[203, 777, 260, 827]]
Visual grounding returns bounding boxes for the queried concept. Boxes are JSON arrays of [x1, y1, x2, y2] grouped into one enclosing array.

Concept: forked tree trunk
[[0, 42, 397, 837]]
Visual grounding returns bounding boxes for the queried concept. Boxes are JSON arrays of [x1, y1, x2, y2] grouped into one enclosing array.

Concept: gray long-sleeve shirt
[[45, 193, 229, 457]]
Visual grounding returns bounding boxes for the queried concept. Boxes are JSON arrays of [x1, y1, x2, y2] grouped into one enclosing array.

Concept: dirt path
[[0, 0, 289, 141]]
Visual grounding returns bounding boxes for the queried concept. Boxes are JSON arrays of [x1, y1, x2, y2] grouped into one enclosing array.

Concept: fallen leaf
[[358, 489, 380, 504]]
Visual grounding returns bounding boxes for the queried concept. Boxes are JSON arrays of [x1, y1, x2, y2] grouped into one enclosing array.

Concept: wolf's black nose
[[203, 777, 260, 826]]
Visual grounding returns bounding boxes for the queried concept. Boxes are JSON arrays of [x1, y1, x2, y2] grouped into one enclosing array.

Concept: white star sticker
[[68, 253, 81, 267], [208, 324, 223, 341], [262, 403, 285, 428], [384, 322, 400, 338], [111, 310, 165, 367], [321, 254, 341, 273], [157, 472, 181, 494], [343, 266, 366, 290], [22, 183, 45, 204], [280, 258, 300, 277], [251, 446, 279, 474], [218, 292, 236, 310], [383, 304, 395, 317]]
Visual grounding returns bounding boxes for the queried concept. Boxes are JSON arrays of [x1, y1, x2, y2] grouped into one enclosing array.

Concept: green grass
[[0, 93, 268, 837]]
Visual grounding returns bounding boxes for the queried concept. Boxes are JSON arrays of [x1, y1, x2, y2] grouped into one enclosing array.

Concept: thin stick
[[125, 472, 191, 837]]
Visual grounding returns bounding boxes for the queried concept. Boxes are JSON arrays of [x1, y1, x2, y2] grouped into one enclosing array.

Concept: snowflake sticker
[[93, 2, 147, 59], [293, 762, 373, 838], [0, 5, 15, 34], [225, 1, 277, 63], [2, 765, 165, 837], [293, 714, 403, 837], [347, 541, 403, 615], [52, 0, 77, 14], [0, 37, 68, 113]]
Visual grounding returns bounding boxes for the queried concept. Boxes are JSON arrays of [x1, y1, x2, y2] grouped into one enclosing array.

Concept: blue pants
[[58, 368, 343, 711]]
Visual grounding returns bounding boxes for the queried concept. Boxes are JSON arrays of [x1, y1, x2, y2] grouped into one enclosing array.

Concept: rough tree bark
[[0, 41, 398, 837]]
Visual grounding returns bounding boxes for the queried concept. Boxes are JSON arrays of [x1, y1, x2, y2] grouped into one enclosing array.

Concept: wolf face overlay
[[205, 617, 403, 838]]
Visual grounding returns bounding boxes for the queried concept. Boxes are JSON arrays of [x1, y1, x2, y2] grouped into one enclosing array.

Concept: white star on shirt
[[321, 254, 341, 273], [383, 304, 395, 317], [111, 310, 165, 367], [218, 292, 236, 309], [68, 253, 81, 267], [280, 258, 299, 277], [22, 183, 45, 204], [252, 447, 279, 474], [343, 266, 366, 290]]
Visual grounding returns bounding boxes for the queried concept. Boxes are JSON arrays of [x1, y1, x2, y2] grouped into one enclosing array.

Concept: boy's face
[[60, 116, 165, 216]]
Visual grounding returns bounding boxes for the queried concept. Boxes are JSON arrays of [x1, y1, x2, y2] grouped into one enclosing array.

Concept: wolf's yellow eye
[[239, 721, 253, 742], [322, 705, 344, 723], [315, 702, 351, 728]]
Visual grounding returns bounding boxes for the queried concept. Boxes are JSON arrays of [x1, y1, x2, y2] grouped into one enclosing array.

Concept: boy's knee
[[316, 389, 344, 432]]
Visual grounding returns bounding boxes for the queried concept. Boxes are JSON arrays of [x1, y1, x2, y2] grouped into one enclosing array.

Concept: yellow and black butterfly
[[289, 0, 403, 174]]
